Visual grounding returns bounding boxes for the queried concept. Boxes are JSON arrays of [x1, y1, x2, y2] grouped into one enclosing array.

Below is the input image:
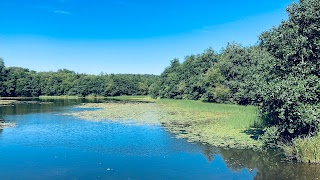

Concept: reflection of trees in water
[[0, 114, 4, 135], [218, 148, 280, 177], [0, 98, 102, 116], [254, 163, 320, 180], [198, 143, 219, 162], [213, 147, 320, 180]]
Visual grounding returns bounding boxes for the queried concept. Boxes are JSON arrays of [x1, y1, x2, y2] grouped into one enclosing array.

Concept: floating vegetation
[[0, 100, 53, 106], [66, 102, 163, 125], [0, 100, 17, 106], [15, 101, 53, 105], [39, 95, 106, 99], [68, 98, 263, 149], [106, 95, 156, 103], [39, 95, 80, 99]]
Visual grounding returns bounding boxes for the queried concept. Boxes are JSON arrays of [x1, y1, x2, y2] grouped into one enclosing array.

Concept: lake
[[0, 99, 319, 180]]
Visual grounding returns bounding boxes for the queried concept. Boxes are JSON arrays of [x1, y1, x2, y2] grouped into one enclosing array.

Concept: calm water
[[0, 99, 319, 180]]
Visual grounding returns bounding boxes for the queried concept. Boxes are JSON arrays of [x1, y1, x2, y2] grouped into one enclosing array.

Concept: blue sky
[[0, 0, 293, 75]]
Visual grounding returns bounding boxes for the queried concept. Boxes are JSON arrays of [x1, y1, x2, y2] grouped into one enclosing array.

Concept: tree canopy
[[0, 62, 157, 98]]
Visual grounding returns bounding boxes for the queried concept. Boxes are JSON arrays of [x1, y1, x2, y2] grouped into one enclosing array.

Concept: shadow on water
[[0, 98, 104, 116], [197, 143, 320, 180], [243, 129, 264, 140]]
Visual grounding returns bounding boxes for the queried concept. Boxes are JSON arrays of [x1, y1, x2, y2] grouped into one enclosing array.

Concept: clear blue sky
[[0, 0, 293, 75]]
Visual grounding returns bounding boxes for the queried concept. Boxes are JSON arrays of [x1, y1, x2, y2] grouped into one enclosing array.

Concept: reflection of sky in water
[[0, 106, 256, 179]]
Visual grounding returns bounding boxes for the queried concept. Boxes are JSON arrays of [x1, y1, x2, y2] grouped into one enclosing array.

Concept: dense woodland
[[1, 0, 320, 146], [0, 62, 157, 97]]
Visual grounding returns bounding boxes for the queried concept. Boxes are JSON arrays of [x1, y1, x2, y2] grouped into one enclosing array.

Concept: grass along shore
[[279, 136, 320, 163], [69, 96, 263, 149]]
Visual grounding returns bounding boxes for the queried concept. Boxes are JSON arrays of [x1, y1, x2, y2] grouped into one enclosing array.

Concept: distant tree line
[[150, 0, 320, 144], [0, 61, 157, 97]]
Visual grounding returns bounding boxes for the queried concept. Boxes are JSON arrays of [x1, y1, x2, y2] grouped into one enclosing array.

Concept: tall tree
[[260, 0, 320, 76], [0, 58, 6, 96], [259, 0, 320, 140]]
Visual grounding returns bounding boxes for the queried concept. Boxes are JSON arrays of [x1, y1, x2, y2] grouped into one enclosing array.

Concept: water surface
[[0, 99, 319, 179]]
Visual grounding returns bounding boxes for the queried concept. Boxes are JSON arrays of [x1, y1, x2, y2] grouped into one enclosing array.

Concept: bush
[[259, 126, 281, 148], [260, 75, 320, 140]]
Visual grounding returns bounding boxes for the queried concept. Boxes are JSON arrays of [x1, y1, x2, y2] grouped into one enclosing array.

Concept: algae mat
[[68, 100, 262, 149]]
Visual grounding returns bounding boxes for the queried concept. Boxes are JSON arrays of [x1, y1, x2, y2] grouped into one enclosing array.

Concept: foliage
[[0, 60, 157, 98], [259, 126, 281, 148], [153, 43, 275, 105], [260, 0, 320, 77], [0, 58, 6, 96], [259, 0, 320, 140], [152, 49, 217, 100]]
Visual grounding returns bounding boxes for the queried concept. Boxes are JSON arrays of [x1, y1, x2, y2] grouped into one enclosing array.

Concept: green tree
[[259, 0, 320, 140], [0, 58, 6, 96]]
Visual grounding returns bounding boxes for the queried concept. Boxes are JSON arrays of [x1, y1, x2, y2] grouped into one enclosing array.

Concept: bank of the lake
[[69, 96, 263, 149]]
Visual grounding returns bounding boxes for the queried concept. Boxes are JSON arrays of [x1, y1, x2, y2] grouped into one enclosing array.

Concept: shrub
[[259, 126, 281, 148], [279, 136, 320, 163]]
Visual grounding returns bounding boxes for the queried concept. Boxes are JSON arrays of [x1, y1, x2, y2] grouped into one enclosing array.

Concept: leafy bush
[[259, 126, 281, 148], [260, 75, 320, 139], [259, 0, 320, 140]]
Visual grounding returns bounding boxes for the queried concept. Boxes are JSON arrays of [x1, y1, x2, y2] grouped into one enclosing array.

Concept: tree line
[[0, 62, 157, 97]]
